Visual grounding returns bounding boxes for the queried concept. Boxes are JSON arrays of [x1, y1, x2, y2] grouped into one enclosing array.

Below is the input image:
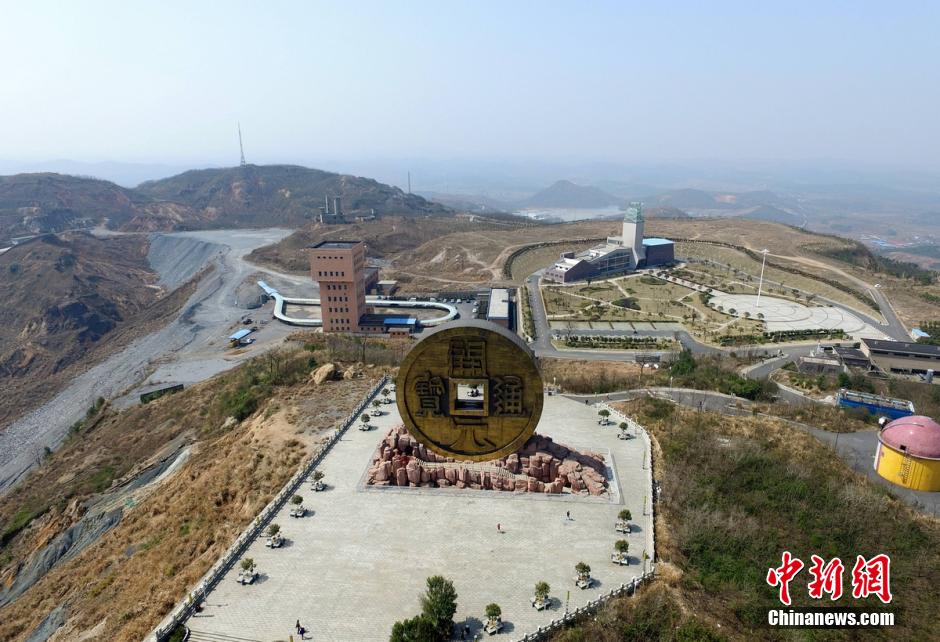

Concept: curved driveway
[[258, 281, 459, 327]]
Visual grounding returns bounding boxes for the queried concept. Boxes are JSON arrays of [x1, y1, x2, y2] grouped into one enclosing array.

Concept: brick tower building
[[309, 240, 369, 332]]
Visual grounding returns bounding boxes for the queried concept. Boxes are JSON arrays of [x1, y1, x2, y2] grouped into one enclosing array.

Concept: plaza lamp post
[[755, 248, 769, 308]]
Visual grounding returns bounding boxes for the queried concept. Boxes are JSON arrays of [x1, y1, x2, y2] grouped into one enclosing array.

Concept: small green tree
[[670, 349, 697, 376], [390, 614, 436, 642], [266, 523, 280, 537], [240, 557, 255, 572], [360, 413, 370, 426], [372, 399, 382, 410], [575, 562, 591, 579], [535, 581, 550, 601], [598, 409, 610, 423], [421, 575, 458, 640], [312, 470, 324, 483], [291, 494, 303, 506], [618, 421, 628, 434], [485, 602, 501, 622], [615, 539, 629, 556], [382, 387, 391, 401]]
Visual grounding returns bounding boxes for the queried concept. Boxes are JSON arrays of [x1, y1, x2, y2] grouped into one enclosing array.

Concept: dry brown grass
[[0, 355, 380, 641], [646, 218, 856, 258], [539, 358, 644, 394]]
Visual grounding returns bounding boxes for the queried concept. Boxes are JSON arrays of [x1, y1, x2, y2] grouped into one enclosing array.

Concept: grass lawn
[[553, 398, 940, 641]]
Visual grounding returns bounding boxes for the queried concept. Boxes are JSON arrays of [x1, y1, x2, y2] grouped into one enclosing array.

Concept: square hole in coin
[[449, 380, 488, 416]]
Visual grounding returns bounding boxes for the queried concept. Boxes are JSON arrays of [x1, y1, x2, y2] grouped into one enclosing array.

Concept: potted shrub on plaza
[[371, 399, 383, 415], [382, 387, 392, 404], [532, 581, 550, 610], [597, 409, 611, 426], [311, 470, 325, 492], [359, 413, 371, 430], [265, 523, 283, 548], [612, 539, 629, 565], [237, 557, 257, 584], [289, 494, 304, 517], [616, 509, 632, 533], [575, 562, 592, 589], [483, 603, 502, 634], [618, 421, 630, 439]]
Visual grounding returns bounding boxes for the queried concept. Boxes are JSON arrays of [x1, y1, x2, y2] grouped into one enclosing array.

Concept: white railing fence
[[147, 376, 390, 642]]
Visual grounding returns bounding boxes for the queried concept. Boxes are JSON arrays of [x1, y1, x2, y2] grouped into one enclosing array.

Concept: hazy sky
[[2, 1, 939, 169]]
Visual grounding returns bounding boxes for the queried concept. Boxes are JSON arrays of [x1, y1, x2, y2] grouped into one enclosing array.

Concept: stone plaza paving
[[708, 293, 886, 340], [188, 394, 652, 641]]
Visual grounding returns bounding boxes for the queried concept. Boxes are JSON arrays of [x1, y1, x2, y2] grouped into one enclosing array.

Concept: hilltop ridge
[[0, 165, 450, 242], [522, 179, 621, 209]]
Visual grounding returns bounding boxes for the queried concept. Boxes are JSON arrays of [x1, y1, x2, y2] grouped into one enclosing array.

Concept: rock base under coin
[[366, 424, 609, 496]]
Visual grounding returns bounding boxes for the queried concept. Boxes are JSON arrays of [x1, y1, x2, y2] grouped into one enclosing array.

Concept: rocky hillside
[[0, 174, 144, 241], [133, 164, 448, 229], [0, 232, 180, 427], [0, 165, 451, 241], [248, 214, 537, 273]]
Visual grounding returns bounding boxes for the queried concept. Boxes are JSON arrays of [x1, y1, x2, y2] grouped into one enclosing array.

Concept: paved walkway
[[188, 394, 652, 641]]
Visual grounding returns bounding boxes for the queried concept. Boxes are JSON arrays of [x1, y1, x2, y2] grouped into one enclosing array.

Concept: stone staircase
[[420, 460, 528, 481], [187, 629, 263, 642]]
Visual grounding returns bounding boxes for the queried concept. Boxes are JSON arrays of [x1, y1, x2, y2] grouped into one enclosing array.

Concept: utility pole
[[407, 171, 412, 194], [756, 248, 769, 308], [238, 122, 247, 167]]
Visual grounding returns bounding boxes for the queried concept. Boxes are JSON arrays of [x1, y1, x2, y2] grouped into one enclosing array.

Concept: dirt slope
[[0, 232, 182, 427]]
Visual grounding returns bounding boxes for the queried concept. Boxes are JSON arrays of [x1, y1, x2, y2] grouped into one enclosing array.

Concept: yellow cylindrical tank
[[875, 416, 940, 492]]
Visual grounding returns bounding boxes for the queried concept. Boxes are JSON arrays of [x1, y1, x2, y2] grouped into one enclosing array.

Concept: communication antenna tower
[[238, 122, 247, 167]]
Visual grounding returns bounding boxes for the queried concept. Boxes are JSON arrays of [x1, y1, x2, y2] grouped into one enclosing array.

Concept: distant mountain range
[[512, 180, 801, 225], [0, 164, 449, 242], [521, 180, 622, 209], [510, 180, 804, 226]]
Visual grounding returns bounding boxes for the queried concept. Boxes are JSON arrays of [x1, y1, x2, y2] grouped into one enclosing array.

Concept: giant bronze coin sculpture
[[396, 320, 543, 461]]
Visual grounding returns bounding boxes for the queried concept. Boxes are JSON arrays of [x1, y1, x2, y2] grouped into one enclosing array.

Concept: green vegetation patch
[[670, 351, 776, 401], [561, 335, 672, 350], [625, 401, 937, 639], [612, 297, 641, 310]]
